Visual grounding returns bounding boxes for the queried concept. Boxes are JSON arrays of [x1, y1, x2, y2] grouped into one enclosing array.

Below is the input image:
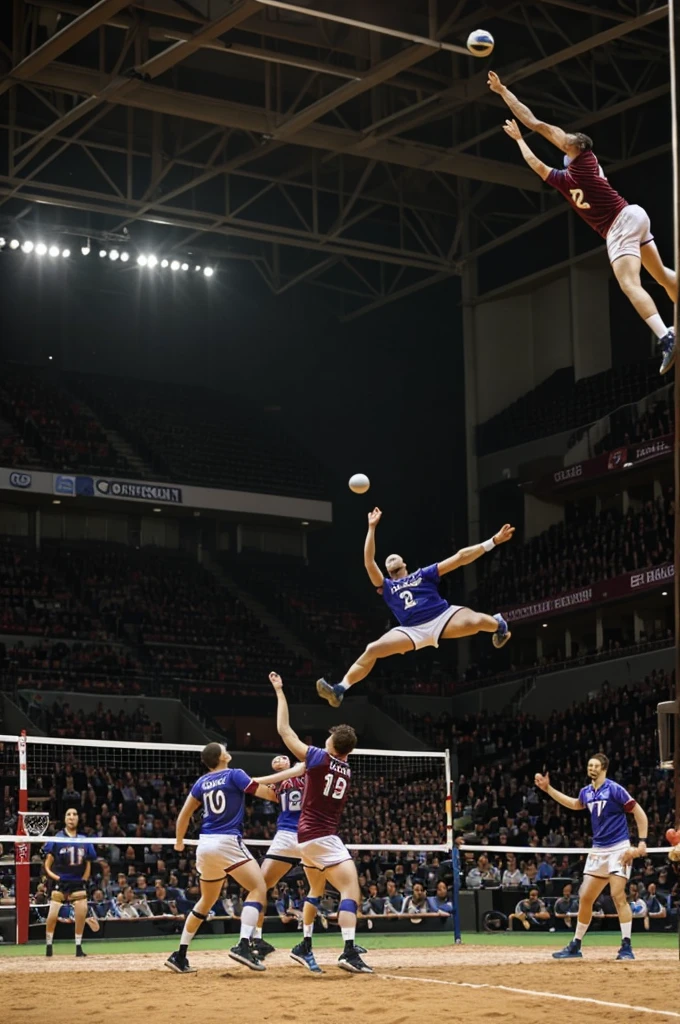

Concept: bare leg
[[340, 630, 415, 688], [642, 240, 677, 303], [256, 858, 291, 937], [440, 608, 499, 640], [45, 898, 61, 951], [612, 254, 664, 322], [73, 896, 88, 951], [573, 874, 608, 943], [609, 874, 633, 946]]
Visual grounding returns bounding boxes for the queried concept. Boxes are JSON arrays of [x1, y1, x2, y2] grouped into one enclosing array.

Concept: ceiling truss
[[0, 0, 671, 318]]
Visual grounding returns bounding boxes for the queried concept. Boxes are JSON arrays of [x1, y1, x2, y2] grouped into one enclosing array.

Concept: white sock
[[180, 924, 196, 947], [239, 904, 259, 941], [575, 920, 590, 941], [303, 923, 314, 938], [253, 927, 263, 940], [46, 934, 54, 946], [337, 681, 350, 692], [75, 935, 82, 947], [620, 920, 632, 941], [341, 926, 355, 942], [645, 313, 668, 339]]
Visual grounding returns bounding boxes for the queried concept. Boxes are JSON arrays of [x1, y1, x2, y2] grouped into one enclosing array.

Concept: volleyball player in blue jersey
[[317, 507, 514, 707], [43, 807, 98, 957], [165, 742, 278, 974], [535, 753, 648, 960]]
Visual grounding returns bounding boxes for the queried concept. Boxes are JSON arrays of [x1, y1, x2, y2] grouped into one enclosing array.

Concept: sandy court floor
[[2, 946, 678, 1024]]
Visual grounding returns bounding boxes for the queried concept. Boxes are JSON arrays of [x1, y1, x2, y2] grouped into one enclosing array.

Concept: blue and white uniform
[[191, 767, 259, 881], [266, 776, 306, 864], [44, 830, 97, 896], [579, 780, 637, 879], [381, 564, 462, 650]]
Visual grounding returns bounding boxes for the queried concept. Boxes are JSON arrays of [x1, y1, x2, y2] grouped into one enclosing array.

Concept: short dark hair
[[329, 724, 357, 755], [202, 742, 224, 769], [570, 131, 593, 151], [591, 752, 609, 772]]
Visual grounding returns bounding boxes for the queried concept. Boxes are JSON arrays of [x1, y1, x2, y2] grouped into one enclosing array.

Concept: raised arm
[[503, 120, 552, 181], [437, 523, 514, 576], [364, 507, 384, 587], [488, 71, 569, 152], [269, 671, 308, 760], [254, 762, 306, 785], [534, 772, 583, 812]]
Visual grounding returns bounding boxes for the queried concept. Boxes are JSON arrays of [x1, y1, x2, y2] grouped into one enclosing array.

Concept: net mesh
[[18, 812, 50, 837]]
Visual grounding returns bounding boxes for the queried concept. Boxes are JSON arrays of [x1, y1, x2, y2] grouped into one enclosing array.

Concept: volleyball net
[[0, 733, 453, 944]]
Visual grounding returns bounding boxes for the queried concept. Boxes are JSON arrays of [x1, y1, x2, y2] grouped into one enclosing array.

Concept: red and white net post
[[15, 731, 30, 944]]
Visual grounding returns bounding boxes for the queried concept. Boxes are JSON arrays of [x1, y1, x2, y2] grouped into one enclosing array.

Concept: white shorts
[[266, 829, 302, 863], [395, 605, 462, 651], [196, 834, 253, 882], [584, 841, 632, 880], [299, 834, 353, 871], [606, 204, 653, 263]]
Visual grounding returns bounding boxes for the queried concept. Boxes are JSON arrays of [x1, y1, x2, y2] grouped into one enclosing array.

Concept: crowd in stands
[[22, 698, 163, 742], [591, 394, 673, 458], [0, 365, 130, 476], [476, 491, 673, 610], [477, 358, 662, 456]]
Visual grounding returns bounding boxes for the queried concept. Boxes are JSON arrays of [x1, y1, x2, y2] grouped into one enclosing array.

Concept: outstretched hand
[[503, 118, 522, 141], [534, 772, 550, 792], [487, 70, 504, 93], [269, 671, 284, 691], [493, 523, 515, 545], [368, 507, 382, 528]]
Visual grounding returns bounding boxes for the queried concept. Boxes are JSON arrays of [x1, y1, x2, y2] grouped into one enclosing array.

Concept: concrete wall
[[524, 493, 565, 541]]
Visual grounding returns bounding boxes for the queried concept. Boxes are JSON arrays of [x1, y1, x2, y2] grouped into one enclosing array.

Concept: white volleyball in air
[[349, 473, 370, 494], [467, 29, 494, 58]]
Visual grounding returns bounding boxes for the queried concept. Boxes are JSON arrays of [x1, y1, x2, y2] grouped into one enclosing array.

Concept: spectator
[[402, 882, 430, 920], [467, 854, 501, 889], [642, 883, 667, 930], [383, 879, 404, 914], [506, 888, 551, 931], [554, 883, 579, 929], [501, 853, 527, 888], [428, 881, 453, 917]]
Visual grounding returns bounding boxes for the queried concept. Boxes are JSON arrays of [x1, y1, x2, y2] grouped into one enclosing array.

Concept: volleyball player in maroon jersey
[[489, 71, 677, 374], [268, 670, 373, 974]]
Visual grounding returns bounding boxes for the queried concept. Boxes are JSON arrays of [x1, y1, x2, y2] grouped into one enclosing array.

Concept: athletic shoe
[[290, 942, 324, 974], [354, 943, 368, 954], [659, 328, 676, 375], [165, 951, 197, 974], [552, 939, 583, 959], [316, 677, 343, 708], [45, 946, 53, 957], [75, 947, 87, 958], [492, 613, 511, 649], [616, 938, 635, 961], [229, 939, 267, 971], [251, 937, 276, 958], [337, 949, 373, 974]]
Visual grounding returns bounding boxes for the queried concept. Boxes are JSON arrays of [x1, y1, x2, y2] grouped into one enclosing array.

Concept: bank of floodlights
[[2, 235, 215, 278]]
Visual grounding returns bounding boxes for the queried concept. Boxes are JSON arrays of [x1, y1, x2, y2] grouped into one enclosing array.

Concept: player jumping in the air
[[488, 70, 677, 374], [43, 807, 99, 957], [316, 507, 514, 708], [269, 670, 372, 974], [165, 743, 278, 974], [535, 753, 648, 960]]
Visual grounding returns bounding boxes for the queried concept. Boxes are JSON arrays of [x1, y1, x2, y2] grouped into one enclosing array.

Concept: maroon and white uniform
[[547, 150, 652, 263], [297, 745, 353, 870]]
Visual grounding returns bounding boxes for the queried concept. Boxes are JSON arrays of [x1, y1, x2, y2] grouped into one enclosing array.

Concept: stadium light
[[109, 249, 119, 261], [137, 254, 148, 267], [9, 239, 20, 249], [204, 267, 214, 278], [99, 249, 107, 258], [62, 249, 71, 258], [81, 243, 91, 256], [170, 260, 180, 271], [181, 263, 189, 271], [147, 255, 158, 268], [120, 251, 130, 263], [194, 265, 201, 272], [48, 245, 60, 258], [21, 241, 34, 253], [161, 259, 169, 268], [35, 243, 47, 256], [0, 238, 6, 249]]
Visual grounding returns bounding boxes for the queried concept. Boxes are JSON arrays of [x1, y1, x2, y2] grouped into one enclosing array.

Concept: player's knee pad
[[243, 901, 263, 913], [304, 896, 321, 908], [191, 909, 208, 921], [50, 890, 65, 905], [338, 898, 358, 915], [70, 890, 88, 903]]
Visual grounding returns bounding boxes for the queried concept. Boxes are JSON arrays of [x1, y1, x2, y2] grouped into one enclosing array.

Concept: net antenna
[[18, 811, 50, 837], [670, 0, 680, 965]]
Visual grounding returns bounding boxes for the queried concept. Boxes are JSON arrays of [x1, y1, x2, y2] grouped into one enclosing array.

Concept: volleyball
[[349, 473, 370, 494], [467, 29, 494, 58]]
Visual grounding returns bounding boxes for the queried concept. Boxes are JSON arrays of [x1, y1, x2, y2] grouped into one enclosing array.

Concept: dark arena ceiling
[[0, 0, 671, 317]]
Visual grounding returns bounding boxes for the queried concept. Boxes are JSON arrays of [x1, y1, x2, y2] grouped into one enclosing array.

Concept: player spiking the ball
[[488, 70, 677, 374], [535, 753, 648, 961], [317, 508, 514, 708], [269, 670, 373, 974]]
